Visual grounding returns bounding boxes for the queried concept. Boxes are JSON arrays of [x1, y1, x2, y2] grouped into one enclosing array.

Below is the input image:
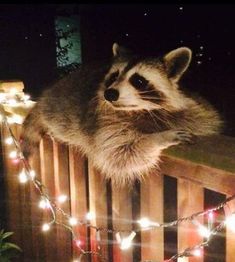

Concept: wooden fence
[[1, 85, 235, 262]]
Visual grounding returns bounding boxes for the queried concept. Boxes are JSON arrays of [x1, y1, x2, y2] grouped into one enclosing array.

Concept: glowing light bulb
[[29, 170, 36, 179], [9, 150, 18, 159], [208, 211, 214, 220], [192, 248, 203, 257], [75, 239, 81, 247], [120, 231, 136, 250], [12, 115, 24, 124], [138, 217, 151, 228], [57, 194, 68, 203], [69, 217, 78, 226], [9, 88, 18, 95], [39, 198, 50, 209], [198, 225, 211, 238], [23, 94, 30, 101], [138, 217, 159, 229], [86, 212, 95, 221], [19, 170, 28, 183], [225, 213, 235, 232], [8, 99, 17, 107], [5, 137, 14, 145], [7, 115, 24, 124], [0, 93, 5, 102], [42, 223, 50, 232]]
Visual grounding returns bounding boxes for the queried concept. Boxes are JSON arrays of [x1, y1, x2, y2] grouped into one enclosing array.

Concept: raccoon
[[21, 43, 222, 186]]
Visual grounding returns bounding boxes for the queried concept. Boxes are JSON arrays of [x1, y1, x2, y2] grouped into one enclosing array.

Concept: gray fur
[[21, 44, 223, 186]]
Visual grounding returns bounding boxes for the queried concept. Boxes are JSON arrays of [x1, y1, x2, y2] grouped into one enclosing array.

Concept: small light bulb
[[198, 225, 211, 238], [138, 217, 151, 228], [69, 217, 78, 226], [23, 94, 31, 101], [29, 170, 36, 179], [9, 150, 18, 159], [12, 115, 24, 124], [42, 223, 50, 232], [39, 198, 50, 209], [86, 212, 95, 221], [137, 217, 159, 229], [5, 137, 14, 145], [8, 99, 17, 107], [192, 248, 203, 257], [9, 88, 18, 95], [75, 239, 81, 247], [19, 170, 28, 183], [57, 194, 68, 203], [225, 213, 235, 232], [208, 211, 214, 220], [120, 231, 136, 250], [0, 93, 5, 102]]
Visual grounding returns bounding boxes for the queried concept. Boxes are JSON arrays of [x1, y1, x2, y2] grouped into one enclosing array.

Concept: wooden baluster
[[88, 163, 108, 262], [112, 184, 133, 262], [40, 136, 57, 261], [53, 142, 72, 260], [140, 172, 164, 262], [177, 179, 204, 262], [69, 147, 89, 259], [225, 198, 235, 261]]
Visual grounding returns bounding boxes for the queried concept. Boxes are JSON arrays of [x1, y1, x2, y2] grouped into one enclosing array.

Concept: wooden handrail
[[165, 134, 235, 173]]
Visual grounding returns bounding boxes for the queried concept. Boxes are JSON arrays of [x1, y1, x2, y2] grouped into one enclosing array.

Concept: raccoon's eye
[[129, 73, 148, 91], [105, 71, 119, 87]]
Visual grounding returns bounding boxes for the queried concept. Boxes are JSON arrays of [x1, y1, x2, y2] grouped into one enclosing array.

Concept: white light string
[[1, 91, 235, 262]]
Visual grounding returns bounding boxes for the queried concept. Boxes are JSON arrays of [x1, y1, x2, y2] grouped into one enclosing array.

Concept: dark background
[[0, 4, 234, 136]]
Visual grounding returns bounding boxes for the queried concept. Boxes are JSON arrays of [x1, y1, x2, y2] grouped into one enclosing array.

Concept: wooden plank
[[177, 179, 204, 262], [53, 141, 72, 261], [161, 156, 235, 196], [1, 124, 23, 259], [29, 142, 46, 261], [225, 198, 235, 262], [69, 147, 88, 259], [165, 135, 235, 173], [140, 172, 164, 262], [112, 184, 133, 262], [40, 136, 57, 261], [16, 124, 34, 261], [88, 163, 108, 262]]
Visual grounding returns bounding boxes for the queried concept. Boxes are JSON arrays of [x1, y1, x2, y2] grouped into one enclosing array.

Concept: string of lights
[[1, 87, 235, 262]]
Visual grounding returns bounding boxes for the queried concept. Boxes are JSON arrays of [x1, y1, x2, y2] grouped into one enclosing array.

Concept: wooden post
[[112, 185, 134, 262], [88, 163, 109, 262], [225, 198, 235, 262], [140, 172, 164, 262], [1, 124, 23, 259], [177, 178, 204, 262], [53, 141, 72, 260], [40, 136, 57, 261], [29, 143, 46, 260], [69, 147, 89, 259]]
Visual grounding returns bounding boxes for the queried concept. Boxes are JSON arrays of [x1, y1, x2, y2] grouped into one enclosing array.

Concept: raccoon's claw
[[174, 130, 196, 145]]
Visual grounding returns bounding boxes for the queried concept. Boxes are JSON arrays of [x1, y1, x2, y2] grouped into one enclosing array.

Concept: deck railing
[[1, 81, 235, 262]]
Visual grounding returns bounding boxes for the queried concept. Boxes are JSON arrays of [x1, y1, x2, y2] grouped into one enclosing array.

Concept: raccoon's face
[[100, 43, 192, 112]]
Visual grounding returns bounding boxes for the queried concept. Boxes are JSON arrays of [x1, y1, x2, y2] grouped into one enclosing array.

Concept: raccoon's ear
[[164, 47, 192, 82], [112, 43, 131, 57]]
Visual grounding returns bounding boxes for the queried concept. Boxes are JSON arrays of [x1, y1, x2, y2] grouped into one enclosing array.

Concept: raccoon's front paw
[[173, 130, 196, 145]]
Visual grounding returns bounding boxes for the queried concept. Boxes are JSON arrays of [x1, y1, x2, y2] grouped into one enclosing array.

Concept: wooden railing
[[1, 82, 235, 262]]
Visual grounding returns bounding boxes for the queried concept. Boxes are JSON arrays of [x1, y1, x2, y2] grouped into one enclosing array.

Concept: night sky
[[0, 4, 235, 135]]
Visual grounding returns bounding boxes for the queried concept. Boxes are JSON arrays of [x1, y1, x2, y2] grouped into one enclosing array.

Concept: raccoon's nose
[[104, 88, 119, 102]]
